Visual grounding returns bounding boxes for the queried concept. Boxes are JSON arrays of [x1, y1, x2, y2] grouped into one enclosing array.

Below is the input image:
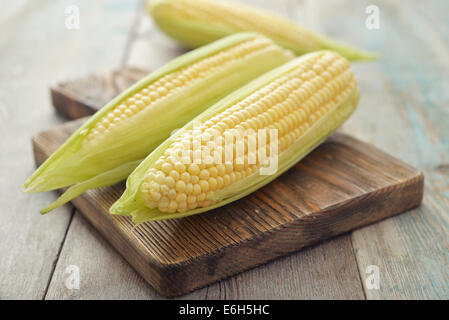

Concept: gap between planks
[[120, 0, 146, 68], [42, 208, 76, 300]]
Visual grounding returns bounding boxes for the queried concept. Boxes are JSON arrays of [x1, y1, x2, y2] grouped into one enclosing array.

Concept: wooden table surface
[[1, 0, 448, 300]]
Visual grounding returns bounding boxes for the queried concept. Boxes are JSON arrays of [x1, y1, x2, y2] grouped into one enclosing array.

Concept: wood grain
[[334, 0, 449, 299], [32, 117, 423, 296], [213, 234, 365, 300], [45, 212, 159, 300]]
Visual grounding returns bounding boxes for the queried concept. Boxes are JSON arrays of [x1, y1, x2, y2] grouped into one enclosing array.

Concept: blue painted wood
[[346, 0, 449, 299]]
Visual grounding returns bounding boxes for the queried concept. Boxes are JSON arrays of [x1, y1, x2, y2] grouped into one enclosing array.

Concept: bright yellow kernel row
[[141, 52, 355, 213], [85, 37, 276, 144]]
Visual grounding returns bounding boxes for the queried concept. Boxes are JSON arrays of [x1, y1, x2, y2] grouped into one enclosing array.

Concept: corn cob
[[23, 33, 293, 213], [110, 51, 360, 222], [147, 0, 377, 62]]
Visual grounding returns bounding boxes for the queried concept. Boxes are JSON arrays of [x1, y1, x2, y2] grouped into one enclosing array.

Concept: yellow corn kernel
[[111, 51, 360, 221]]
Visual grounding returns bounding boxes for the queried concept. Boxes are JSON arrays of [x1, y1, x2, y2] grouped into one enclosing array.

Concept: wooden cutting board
[[35, 68, 424, 297]]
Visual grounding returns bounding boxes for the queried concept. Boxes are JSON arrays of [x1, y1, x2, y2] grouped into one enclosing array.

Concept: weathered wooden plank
[[45, 212, 160, 300], [45, 209, 220, 299], [285, 0, 449, 299], [337, 0, 449, 299], [213, 235, 365, 300], [0, 0, 140, 299]]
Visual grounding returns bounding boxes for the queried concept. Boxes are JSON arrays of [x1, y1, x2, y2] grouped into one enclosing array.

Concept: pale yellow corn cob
[[111, 50, 360, 222], [147, 0, 377, 61]]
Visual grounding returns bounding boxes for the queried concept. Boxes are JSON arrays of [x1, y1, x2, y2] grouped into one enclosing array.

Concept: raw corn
[[147, 0, 377, 61], [110, 50, 360, 222], [23, 33, 293, 213]]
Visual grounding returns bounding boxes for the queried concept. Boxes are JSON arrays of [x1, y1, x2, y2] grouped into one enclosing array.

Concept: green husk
[[40, 160, 142, 214], [24, 33, 293, 212], [110, 52, 360, 222], [147, 0, 378, 62]]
